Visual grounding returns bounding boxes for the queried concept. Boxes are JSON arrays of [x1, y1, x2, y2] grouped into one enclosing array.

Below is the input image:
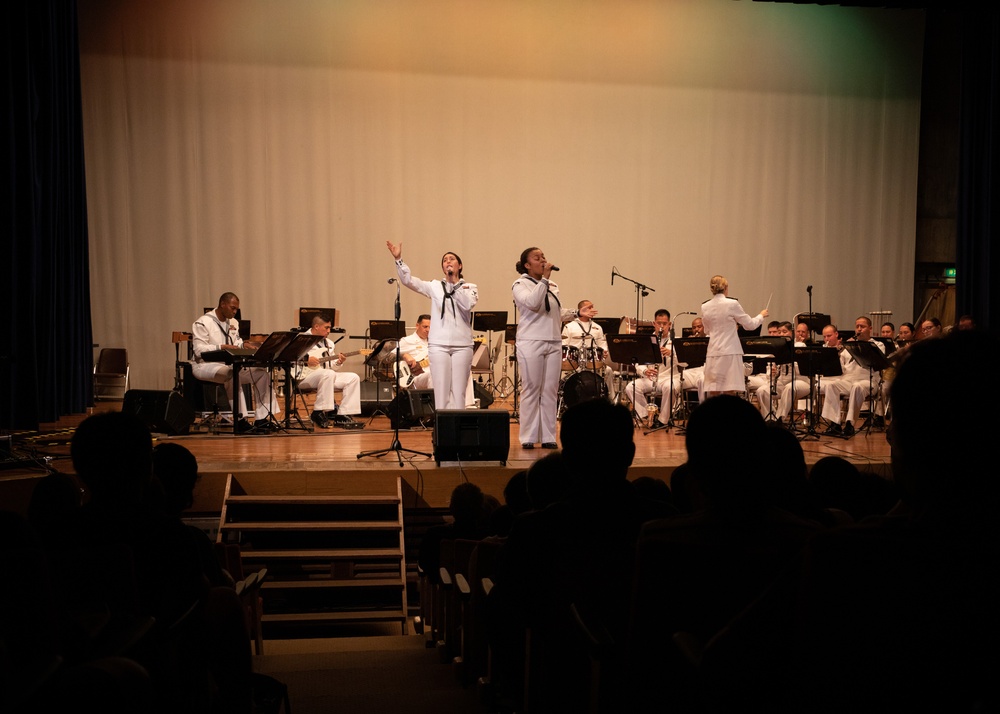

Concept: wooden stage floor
[[2, 396, 892, 514]]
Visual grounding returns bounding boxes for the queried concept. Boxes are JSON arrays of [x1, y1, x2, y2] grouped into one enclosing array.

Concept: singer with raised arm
[[701, 275, 768, 398], [387, 241, 478, 410], [190, 292, 278, 430], [512, 247, 587, 449]]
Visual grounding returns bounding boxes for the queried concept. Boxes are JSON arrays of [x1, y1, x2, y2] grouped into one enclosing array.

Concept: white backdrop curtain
[[78, 0, 924, 390]]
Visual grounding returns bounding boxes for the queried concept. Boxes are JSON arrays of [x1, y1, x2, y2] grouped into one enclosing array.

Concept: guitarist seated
[[396, 315, 433, 390], [298, 314, 363, 428]]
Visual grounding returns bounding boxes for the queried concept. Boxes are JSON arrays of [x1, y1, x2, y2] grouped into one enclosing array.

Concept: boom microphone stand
[[357, 278, 431, 466]]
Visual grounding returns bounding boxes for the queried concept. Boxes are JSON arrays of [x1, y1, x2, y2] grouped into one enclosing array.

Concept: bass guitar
[[392, 357, 430, 388]]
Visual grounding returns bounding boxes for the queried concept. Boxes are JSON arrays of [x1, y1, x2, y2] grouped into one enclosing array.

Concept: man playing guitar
[[396, 315, 433, 390], [298, 314, 363, 428]]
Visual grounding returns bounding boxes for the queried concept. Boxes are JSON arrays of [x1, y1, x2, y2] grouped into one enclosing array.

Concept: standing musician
[[387, 242, 479, 410], [624, 309, 683, 425], [702, 275, 768, 397], [191, 292, 278, 426], [562, 299, 614, 396], [297, 314, 362, 429], [513, 247, 587, 449]]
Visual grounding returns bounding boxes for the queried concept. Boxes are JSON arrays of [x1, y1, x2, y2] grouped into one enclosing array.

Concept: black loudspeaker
[[433, 409, 510, 465], [472, 380, 494, 409], [360, 381, 396, 415], [389, 389, 435, 429], [123, 389, 195, 436]]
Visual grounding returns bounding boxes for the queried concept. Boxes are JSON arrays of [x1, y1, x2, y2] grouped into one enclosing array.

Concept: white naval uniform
[[395, 260, 478, 410], [513, 274, 576, 445], [297, 336, 362, 416], [702, 293, 765, 393], [561, 318, 615, 396], [624, 334, 683, 422], [190, 311, 278, 420], [397, 332, 475, 405], [820, 339, 886, 425]]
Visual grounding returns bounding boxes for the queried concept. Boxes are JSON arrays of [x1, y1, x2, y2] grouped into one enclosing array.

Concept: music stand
[[473, 311, 508, 393], [496, 324, 519, 414], [607, 334, 661, 428], [796, 312, 831, 335], [842, 341, 891, 436], [672, 336, 709, 426], [740, 336, 794, 422], [794, 346, 842, 441], [298, 307, 340, 330], [276, 332, 326, 431], [593, 316, 622, 336], [369, 320, 406, 341]]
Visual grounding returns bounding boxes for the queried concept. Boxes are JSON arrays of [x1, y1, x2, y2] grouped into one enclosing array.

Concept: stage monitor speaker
[[123, 389, 195, 436], [433, 409, 509, 465], [472, 381, 495, 409], [389, 388, 435, 429], [360, 381, 396, 415]]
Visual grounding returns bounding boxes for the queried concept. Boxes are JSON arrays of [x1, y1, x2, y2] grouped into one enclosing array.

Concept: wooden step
[[226, 495, 399, 505], [262, 609, 407, 624], [262, 578, 404, 590], [220, 521, 402, 532], [239, 548, 402, 560]]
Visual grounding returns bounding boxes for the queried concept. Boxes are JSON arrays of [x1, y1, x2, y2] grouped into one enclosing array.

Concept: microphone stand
[[612, 267, 656, 429], [798, 285, 821, 441], [358, 277, 431, 466]]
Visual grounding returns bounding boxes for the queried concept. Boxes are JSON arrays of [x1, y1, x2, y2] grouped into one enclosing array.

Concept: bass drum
[[560, 370, 607, 411]]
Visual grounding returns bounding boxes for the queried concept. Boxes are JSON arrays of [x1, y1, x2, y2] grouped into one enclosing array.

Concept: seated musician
[[396, 315, 433, 390], [396, 314, 476, 406], [191, 292, 278, 427], [821, 316, 886, 437], [561, 299, 614, 395], [624, 308, 682, 425], [297, 314, 362, 428]]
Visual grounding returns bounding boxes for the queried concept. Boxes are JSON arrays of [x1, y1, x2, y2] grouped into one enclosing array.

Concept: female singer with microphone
[[387, 241, 478, 410], [512, 247, 591, 449]]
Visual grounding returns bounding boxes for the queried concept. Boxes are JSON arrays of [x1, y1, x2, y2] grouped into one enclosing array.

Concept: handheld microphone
[[387, 278, 397, 284], [549, 265, 560, 272], [447, 267, 453, 275]]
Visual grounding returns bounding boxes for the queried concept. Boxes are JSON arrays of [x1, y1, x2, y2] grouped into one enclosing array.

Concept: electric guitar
[[392, 357, 430, 388], [312, 348, 373, 368]]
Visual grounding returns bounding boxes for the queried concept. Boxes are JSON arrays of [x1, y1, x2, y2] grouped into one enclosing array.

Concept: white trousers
[[298, 368, 362, 415], [428, 344, 474, 410], [192, 362, 277, 419], [517, 339, 561, 445]]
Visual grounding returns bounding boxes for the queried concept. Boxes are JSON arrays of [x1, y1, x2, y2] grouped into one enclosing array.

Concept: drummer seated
[[561, 300, 615, 396]]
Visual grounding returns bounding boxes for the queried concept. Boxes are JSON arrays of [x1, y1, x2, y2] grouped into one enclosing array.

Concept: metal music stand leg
[[358, 284, 431, 466], [282, 363, 313, 432]]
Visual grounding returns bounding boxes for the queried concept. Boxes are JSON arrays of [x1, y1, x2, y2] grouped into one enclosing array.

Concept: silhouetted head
[[560, 399, 635, 483], [152, 443, 200, 514], [889, 330, 996, 515], [685, 395, 768, 508], [71, 412, 153, 507], [526, 452, 569, 509]]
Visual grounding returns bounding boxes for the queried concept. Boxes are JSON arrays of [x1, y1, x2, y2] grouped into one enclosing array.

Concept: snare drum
[[561, 345, 580, 372], [578, 346, 605, 366]]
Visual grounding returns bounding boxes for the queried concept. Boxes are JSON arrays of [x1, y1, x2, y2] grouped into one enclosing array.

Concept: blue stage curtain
[[2, 0, 93, 430]]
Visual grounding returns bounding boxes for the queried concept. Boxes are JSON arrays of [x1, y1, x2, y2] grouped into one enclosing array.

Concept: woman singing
[[512, 247, 590, 449], [387, 241, 478, 410], [701, 274, 768, 397]]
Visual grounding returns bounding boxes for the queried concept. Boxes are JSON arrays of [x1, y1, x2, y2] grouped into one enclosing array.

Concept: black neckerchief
[[441, 280, 462, 320], [523, 276, 560, 312]]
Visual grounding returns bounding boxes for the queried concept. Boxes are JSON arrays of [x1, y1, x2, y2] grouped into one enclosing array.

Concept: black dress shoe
[[521, 443, 535, 449], [540, 442, 558, 449], [823, 423, 843, 436], [235, 418, 254, 434], [843, 421, 855, 437], [311, 411, 331, 429]]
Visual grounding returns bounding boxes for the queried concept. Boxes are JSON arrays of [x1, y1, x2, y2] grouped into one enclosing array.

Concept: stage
[[1, 396, 893, 516]]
